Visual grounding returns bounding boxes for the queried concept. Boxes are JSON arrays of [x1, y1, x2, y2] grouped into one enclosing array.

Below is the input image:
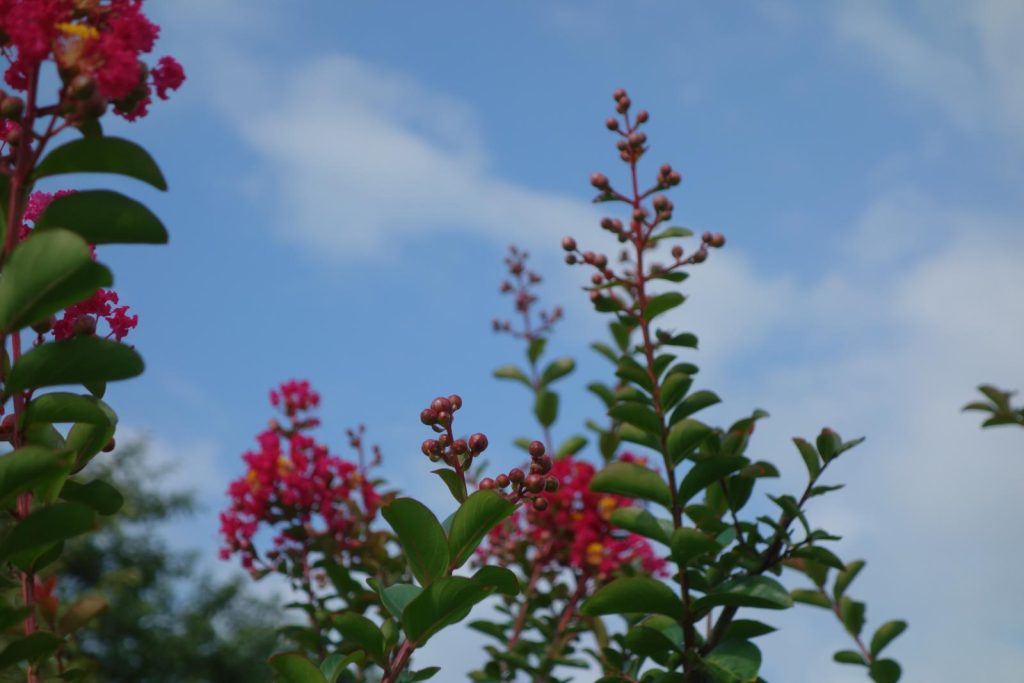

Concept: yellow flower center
[[597, 496, 617, 521], [586, 542, 604, 566], [56, 22, 100, 40]]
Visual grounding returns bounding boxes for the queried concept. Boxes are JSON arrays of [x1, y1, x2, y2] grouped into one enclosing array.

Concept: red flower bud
[[479, 478, 495, 490], [420, 408, 438, 425], [452, 439, 467, 455], [0, 96, 24, 119], [590, 172, 609, 190], [469, 433, 488, 453], [495, 473, 510, 488], [605, 117, 619, 131], [636, 110, 649, 123], [431, 397, 452, 413], [448, 394, 463, 410], [509, 468, 525, 484], [533, 497, 549, 511], [672, 245, 684, 259], [528, 441, 545, 458], [565, 254, 577, 265], [525, 474, 543, 493], [562, 236, 577, 251], [612, 88, 627, 101], [544, 476, 559, 492]]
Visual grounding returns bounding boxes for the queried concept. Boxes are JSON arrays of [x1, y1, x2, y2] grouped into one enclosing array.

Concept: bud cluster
[[419, 394, 491, 468], [492, 245, 563, 340], [563, 90, 727, 314], [479, 440, 558, 511]]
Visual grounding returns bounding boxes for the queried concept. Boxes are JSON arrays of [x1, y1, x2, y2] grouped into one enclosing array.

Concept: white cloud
[[833, 0, 1024, 149], [210, 54, 598, 260]]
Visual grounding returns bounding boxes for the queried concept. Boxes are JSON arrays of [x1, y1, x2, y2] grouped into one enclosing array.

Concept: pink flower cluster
[[479, 454, 666, 581], [219, 381, 382, 573], [21, 190, 137, 342], [0, 0, 184, 119]]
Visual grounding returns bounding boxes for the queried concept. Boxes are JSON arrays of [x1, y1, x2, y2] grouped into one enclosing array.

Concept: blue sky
[[45, 1, 1024, 680]]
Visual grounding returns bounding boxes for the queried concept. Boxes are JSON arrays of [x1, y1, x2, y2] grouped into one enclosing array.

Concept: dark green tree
[[55, 442, 282, 682]]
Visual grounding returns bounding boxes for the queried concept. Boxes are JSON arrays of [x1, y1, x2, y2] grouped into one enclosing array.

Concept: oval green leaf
[[6, 337, 144, 392], [268, 653, 327, 683], [33, 137, 168, 190], [402, 576, 493, 645], [35, 190, 168, 244], [590, 461, 672, 509], [580, 576, 683, 618], [381, 498, 449, 586], [447, 490, 515, 570]]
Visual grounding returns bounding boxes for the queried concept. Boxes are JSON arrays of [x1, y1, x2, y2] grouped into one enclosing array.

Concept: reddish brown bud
[[509, 468, 525, 484], [653, 195, 670, 211], [438, 433, 451, 448], [102, 437, 116, 453], [538, 455, 553, 473], [590, 172, 609, 190], [431, 397, 452, 413], [593, 254, 608, 269], [421, 439, 440, 456], [533, 497, 549, 511], [710, 233, 726, 248], [671, 245, 684, 259], [616, 96, 631, 113], [693, 247, 708, 263], [420, 408, 438, 425], [525, 473, 544, 493], [479, 478, 496, 490], [544, 476, 559, 492], [452, 439, 467, 455], [469, 432, 488, 453], [605, 117, 619, 131], [565, 254, 577, 265], [448, 394, 463, 410], [660, 163, 673, 176], [612, 88, 627, 101], [73, 315, 97, 337], [495, 473, 510, 488], [635, 110, 649, 123], [528, 440, 545, 458], [436, 410, 451, 425], [0, 96, 24, 119], [668, 171, 682, 186], [591, 273, 603, 285], [561, 236, 577, 251]]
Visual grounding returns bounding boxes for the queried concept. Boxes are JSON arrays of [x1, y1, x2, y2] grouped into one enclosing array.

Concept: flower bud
[[436, 410, 451, 425], [420, 408, 438, 425], [421, 439, 440, 456], [495, 473, 510, 488], [565, 254, 577, 265], [672, 245, 684, 259], [533, 497, 549, 511], [0, 96, 24, 119], [612, 88, 627, 101], [73, 315, 97, 337], [509, 468, 525, 484], [431, 397, 452, 413], [635, 110, 649, 123], [710, 233, 726, 248], [668, 171, 682, 186], [469, 432, 488, 453], [593, 253, 608, 269], [544, 476, 559, 492], [615, 96, 631, 114], [525, 474, 543, 493], [438, 433, 451, 448], [448, 394, 463, 410], [528, 440, 545, 458], [591, 273, 603, 285], [590, 172, 609, 190], [605, 117, 619, 131], [102, 437, 116, 453], [692, 247, 708, 263], [479, 478, 495, 490], [561, 236, 577, 251], [452, 439, 467, 455]]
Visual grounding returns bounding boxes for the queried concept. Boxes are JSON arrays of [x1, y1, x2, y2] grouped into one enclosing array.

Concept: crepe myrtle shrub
[[229, 386, 552, 683], [0, 1, 184, 680], [546, 90, 906, 683]]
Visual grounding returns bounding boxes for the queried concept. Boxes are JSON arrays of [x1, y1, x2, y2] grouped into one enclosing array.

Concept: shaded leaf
[[35, 190, 168, 244], [382, 498, 449, 586], [590, 461, 672, 509], [447, 490, 515, 569], [33, 137, 167, 190]]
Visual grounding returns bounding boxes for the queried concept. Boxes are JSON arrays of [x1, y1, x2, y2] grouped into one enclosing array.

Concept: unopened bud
[[612, 88, 627, 101], [533, 497, 549, 511], [605, 117, 619, 131], [469, 433, 489, 453], [590, 172, 609, 190], [0, 96, 24, 119], [565, 254, 577, 265], [73, 315, 97, 337], [452, 439, 467, 455], [448, 394, 463, 410], [561, 236, 577, 251], [671, 245, 684, 259], [528, 440, 545, 458], [544, 476, 559, 492], [431, 397, 452, 413], [525, 474, 544, 493], [509, 468, 525, 484], [420, 408, 438, 425], [479, 478, 495, 490], [102, 437, 116, 453], [495, 473, 510, 488], [635, 110, 649, 124]]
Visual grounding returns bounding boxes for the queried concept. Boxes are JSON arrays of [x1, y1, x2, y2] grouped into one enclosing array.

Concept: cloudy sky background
[[43, 1, 1023, 680]]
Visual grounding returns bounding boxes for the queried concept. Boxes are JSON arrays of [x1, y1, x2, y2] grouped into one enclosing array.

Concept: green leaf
[[534, 390, 558, 427], [35, 190, 168, 244], [334, 612, 384, 662], [0, 229, 111, 333], [402, 576, 494, 645], [320, 652, 364, 683], [610, 507, 671, 545], [667, 419, 711, 464], [834, 560, 865, 600], [791, 545, 844, 571], [33, 137, 168, 190], [59, 479, 123, 515], [493, 365, 532, 388], [608, 401, 660, 433], [692, 576, 793, 615], [669, 527, 721, 566], [382, 498, 449, 586], [663, 332, 698, 348], [817, 429, 841, 461], [661, 372, 694, 409], [7, 338, 144, 392], [556, 435, 588, 458], [432, 468, 467, 503], [869, 659, 902, 683], [722, 620, 776, 641], [653, 226, 694, 240], [703, 640, 761, 682], [540, 357, 575, 386], [677, 456, 747, 505], [833, 650, 868, 666], [624, 616, 683, 658], [447, 490, 515, 569], [0, 632, 63, 670], [268, 653, 327, 683], [471, 566, 519, 596], [65, 403, 117, 470], [0, 502, 96, 567], [590, 461, 672, 509], [870, 620, 907, 657], [23, 392, 112, 425], [790, 589, 831, 609], [409, 667, 442, 681], [377, 583, 422, 620], [0, 447, 73, 505], [670, 390, 721, 421], [839, 596, 865, 636], [580, 577, 683, 618], [643, 292, 685, 322], [527, 337, 547, 364], [792, 438, 821, 478], [57, 596, 107, 636]]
